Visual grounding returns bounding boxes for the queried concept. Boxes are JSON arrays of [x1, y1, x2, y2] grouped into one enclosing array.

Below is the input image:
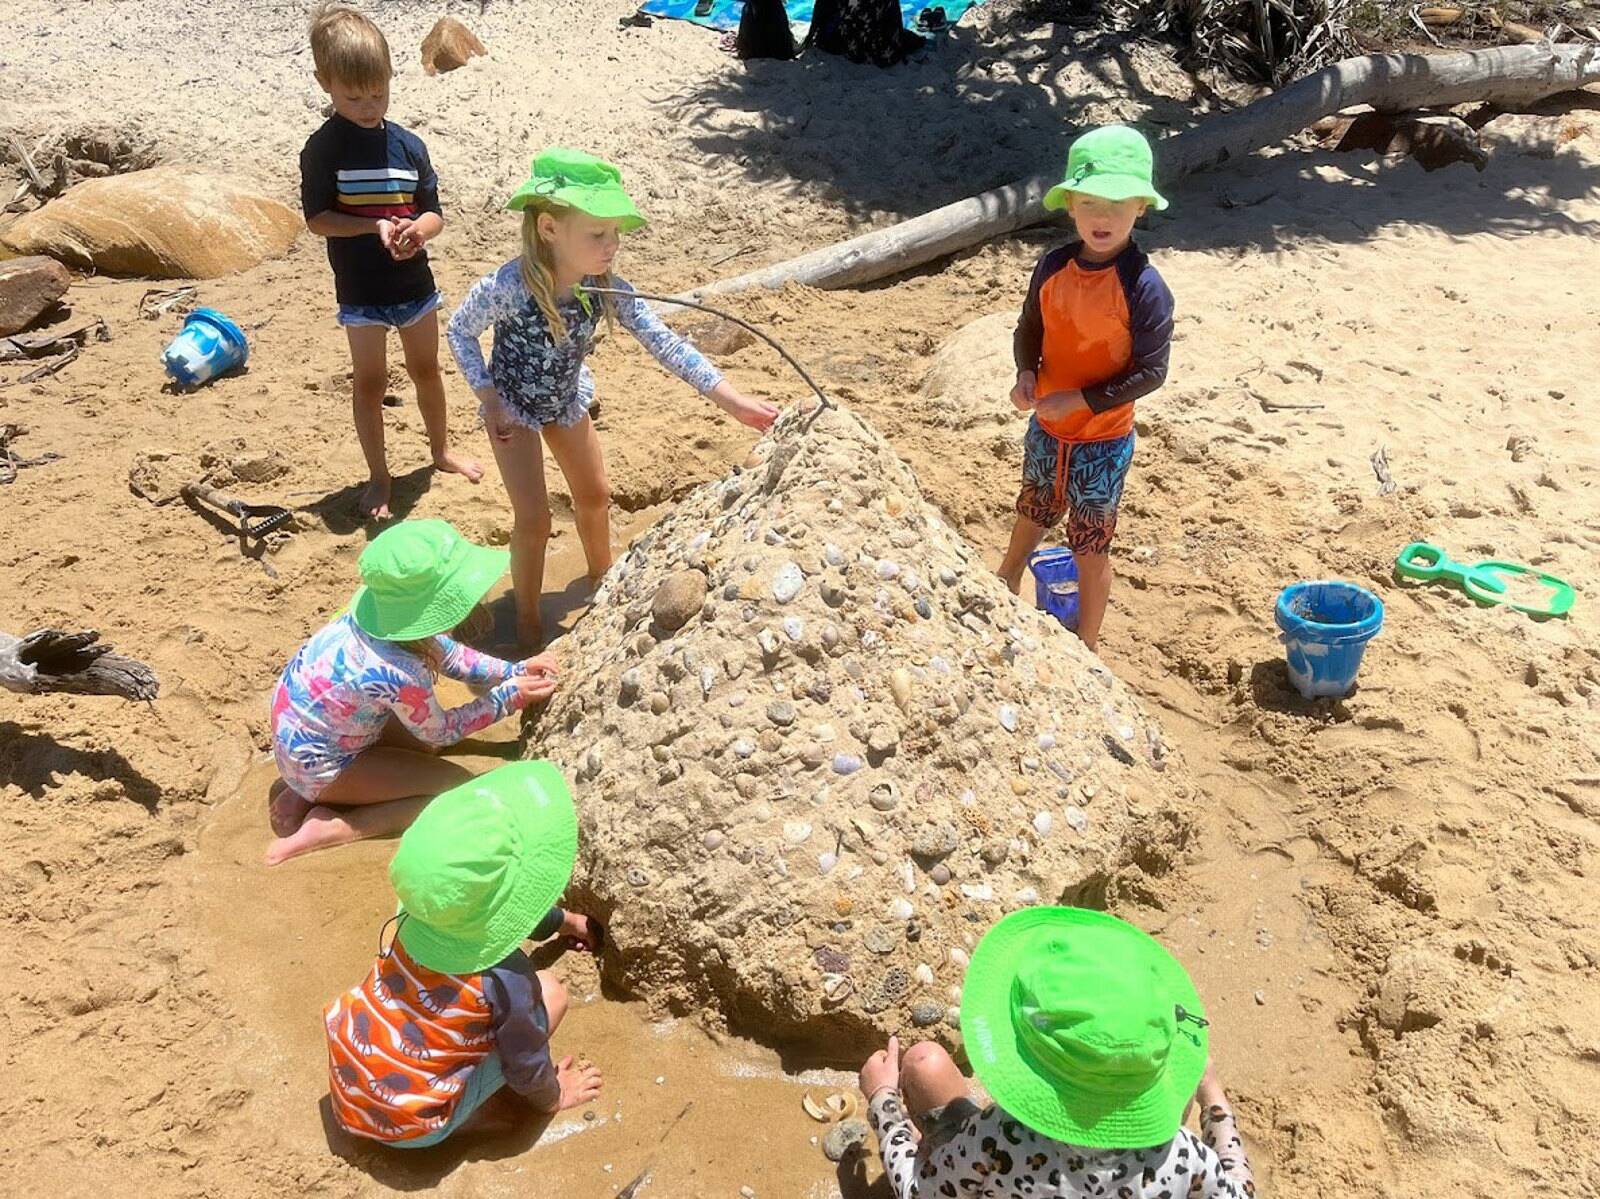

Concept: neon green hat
[[1043, 125, 1169, 213], [391, 761, 579, 974], [349, 519, 509, 642], [959, 907, 1208, 1149], [506, 147, 647, 231]]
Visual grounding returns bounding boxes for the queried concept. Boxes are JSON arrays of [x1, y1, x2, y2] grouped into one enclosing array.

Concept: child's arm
[[1196, 1066, 1257, 1196], [1011, 255, 1051, 411], [1080, 266, 1175, 414], [446, 264, 521, 399], [433, 635, 519, 686], [483, 959, 562, 1112], [373, 656, 552, 746], [387, 141, 445, 260], [611, 281, 778, 430]]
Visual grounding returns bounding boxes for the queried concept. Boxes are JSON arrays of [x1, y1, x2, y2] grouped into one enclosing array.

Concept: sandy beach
[[3, 1, 1598, 1195]]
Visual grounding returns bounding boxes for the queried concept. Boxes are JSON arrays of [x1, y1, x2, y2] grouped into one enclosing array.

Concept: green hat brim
[[506, 183, 647, 232], [350, 542, 509, 641], [395, 760, 579, 974], [1044, 176, 1169, 212], [959, 907, 1207, 1149]]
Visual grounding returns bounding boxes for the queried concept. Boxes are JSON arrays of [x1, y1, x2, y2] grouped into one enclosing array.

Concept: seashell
[[960, 883, 994, 901], [998, 704, 1018, 733], [1014, 887, 1040, 905], [949, 947, 970, 969], [1038, 732, 1057, 751], [897, 859, 916, 894], [784, 821, 813, 844], [822, 974, 854, 1003], [824, 543, 845, 567], [627, 867, 651, 888], [938, 567, 958, 586], [814, 723, 838, 743], [877, 559, 901, 580], [700, 666, 716, 698], [946, 1005, 962, 1025], [911, 1001, 944, 1028], [959, 788, 976, 807], [728, 691, 748, 708], [783, 616, 805, 641], [846, 865, 865, 882], [864, 925, 900, 955], [1064, 806, 1089, 832], [869, 781, 899, 812], [820, 623, 841, 652], [889, 668, 913, 713], [1047, 758, 1074, 784], [703, 830, 726, 851], [861, 630, 882, 650], [832, 753, 862, 775], [889, 898, 915, 921], [689, 530, 711, 552], [773, 562, 804, 604], [1022, 756, 1040, 772], [818, 852, 838, 875], [649, 691, 671, 715], [619, 669, 643, 703], [930, 864, 951, 886], [732, 739, 756, 759], [757, 629, 781, 658], [901, 568, 921, 592], [914, 963, 935, 987], [1033, 811, 1053, 837], [948, 986, 963, 1003]]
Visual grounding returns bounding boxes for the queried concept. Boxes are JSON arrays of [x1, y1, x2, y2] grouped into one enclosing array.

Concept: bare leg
[[264, 747, 472, 866], [997, 514, 1047, 595], [398, 310, 482, 483], [899, 1042, 971, 1123], [542, 415, 613, 583], [346, 324, 393, 520], [1074, 550, 1112, 653], [491, 423, 552, 651], [536, 971, 570, 1034]]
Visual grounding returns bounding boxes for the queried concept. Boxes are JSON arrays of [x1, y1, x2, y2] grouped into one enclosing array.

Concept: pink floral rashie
[[271, 614, 523, 799]]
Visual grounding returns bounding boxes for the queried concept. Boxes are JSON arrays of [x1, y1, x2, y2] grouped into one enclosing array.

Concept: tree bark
[[0, 629, 160, 701], [679, 44, 1600, 300]]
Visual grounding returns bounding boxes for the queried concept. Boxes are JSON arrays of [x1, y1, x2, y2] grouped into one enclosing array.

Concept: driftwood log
[[0, 629, 160, 700], [680, 44, 1600, 300]]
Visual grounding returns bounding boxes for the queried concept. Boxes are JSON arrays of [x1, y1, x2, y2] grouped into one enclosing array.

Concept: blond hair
[[309, 4, 393, 90], [518, 205, 617, 344]]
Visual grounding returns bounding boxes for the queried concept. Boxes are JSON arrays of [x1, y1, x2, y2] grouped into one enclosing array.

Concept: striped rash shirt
[[300, 114, 442, 306]]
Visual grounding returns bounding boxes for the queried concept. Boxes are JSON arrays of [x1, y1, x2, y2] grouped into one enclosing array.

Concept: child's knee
[[404, 356, 442, 387], [537, 971, 570, 1029], [351, 370, 387, 403], [902, 1040, 957, 1083], [572, 480, 611, 514], [514, 508, 553, 543]]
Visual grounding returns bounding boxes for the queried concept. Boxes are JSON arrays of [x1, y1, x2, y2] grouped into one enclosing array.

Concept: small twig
[[7, 133, 48, 196], [1410, 7, 1446, 48], [709, 243, 753, 268], [8, 345, 79, 386]]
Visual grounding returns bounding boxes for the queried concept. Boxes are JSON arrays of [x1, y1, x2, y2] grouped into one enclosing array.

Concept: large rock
[[528, 403, 1196, 1059], [420, 17, 487, 75], [0, 167, 300, 278], [919, 311, 1018, 432], [0, 255, 71, 336]]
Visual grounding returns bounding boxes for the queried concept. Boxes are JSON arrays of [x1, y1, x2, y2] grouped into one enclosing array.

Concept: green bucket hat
[[349, 519, 509, 642], [1043, 125, 1169, 213], [959, 907, 1208, 1150], [506, 147, 646, 231], [391, 760, 579, 975]]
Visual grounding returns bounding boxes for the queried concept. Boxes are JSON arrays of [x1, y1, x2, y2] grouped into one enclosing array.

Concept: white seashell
[[700, 666, 716, 698], [948, 985, 963, 1003], [1014, 887, 1040, 905], [946, 1005, 962, 1024], [959, 789, 977, 807], [732, 739, 756, 759], [861, 630, 882, 650], [1033, 811, 1053, 837], [930, 656, 951, 674], [757, 629, 780, 657], [960, 883, 994, 901], [783, 616, 805, 641], [1038, 733, 1057, 751], [898, 859, 916, 894], [846, 865, 865, 882], [784, 821, 813, 844], [703, 830, 725, 851], [832, 753, 863, 775], [998, 704, 1018, 733], [824, 543, 845, 567], [877, 559, 901, 580], [818, 852, 838, 875], [914, 964, 935, 987], [814, 722, 837, 743], [773, 562, 804, 604], [949, 947, 970, 969], [1064, 806, 1089, 832], [900, 568, 921, 592], [689, 531, 711, 552], [889, 898, 915, 921], [889, 668, 913, 713]]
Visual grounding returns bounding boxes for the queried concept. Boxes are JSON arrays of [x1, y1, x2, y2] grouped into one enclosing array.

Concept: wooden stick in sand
[[679, 45, 1600, 300]]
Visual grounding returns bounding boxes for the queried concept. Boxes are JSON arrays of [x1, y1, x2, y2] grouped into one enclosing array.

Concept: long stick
[[679, 44, 1600, 300]]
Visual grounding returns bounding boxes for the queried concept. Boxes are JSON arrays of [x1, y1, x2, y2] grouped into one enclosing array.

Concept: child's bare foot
[[434, 447, 484, 484], [360, 475, 393, 521], [265, 805, 358, 866], [268, 785, 314, 837], [997, 566, 1023, 595]]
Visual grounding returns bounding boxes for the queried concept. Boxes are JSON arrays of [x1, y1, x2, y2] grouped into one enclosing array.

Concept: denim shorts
[[336, 290, 442, 330]]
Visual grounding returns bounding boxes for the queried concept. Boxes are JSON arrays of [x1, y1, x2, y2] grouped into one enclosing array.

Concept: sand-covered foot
[[434, 447, 484, 484], [360, 475, 392, 521], [264, 805, 357, 866], [268, 786, 314, 837]]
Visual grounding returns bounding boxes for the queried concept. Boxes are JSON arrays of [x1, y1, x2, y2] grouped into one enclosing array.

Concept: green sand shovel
[[1395, 542, 1575, 618]]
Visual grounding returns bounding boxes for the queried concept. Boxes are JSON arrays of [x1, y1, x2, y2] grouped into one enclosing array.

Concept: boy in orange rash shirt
[[997, 126, 1175, 652]]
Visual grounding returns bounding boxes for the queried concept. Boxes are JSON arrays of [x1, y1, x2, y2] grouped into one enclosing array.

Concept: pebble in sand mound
[[0, 166, 299, 278], [529, 403, 1196, 1060]]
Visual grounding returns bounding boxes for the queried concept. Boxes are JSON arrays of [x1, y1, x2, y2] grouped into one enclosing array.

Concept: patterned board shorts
[[1016, 420, 1136, 554], [336, 290, 442, 330]]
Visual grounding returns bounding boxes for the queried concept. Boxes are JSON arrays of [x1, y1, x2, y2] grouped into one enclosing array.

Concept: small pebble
[[619, 668, 643, 703], [889, 898, 914, 921], [864, 925, 900, 954], [741, 1188, 757, 1199], [783, 616, 805, 641], [938, 567, 958, 586], [732, 739, 756, 759], [1033, 811, 1053, 836], [930, 863, 952, 886], [1064, 805, 1089, 832], [960, 883, 994, 901], [819, 623, 841, 652], [915, 597, 932, 619], [1038, 732, 1057, 750], [767, 700, 796, 726], [824, 543, 845, 567], [649, 691, 671, 716], [823, 1119, 870, 1163], [867, 724, 899, 755], [877, 559, 901, 580], [818, 851, 838, 875], [889, 668, 913, 712], [1254, 990, 1266, 1006], [912, 1001, 944, 1027], [832, 753, 863, 775], [784, 820, 812, 844], [773, 562, 804, 603]]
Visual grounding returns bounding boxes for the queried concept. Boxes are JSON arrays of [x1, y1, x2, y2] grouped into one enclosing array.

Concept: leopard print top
[[867, 1089, 1256, 1198]]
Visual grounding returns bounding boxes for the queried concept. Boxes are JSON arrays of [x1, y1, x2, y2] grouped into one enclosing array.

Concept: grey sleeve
[[483, 951, 560, 1110]]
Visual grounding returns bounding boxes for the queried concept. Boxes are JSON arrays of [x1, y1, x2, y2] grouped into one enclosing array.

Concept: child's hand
[[859, 1034, 901, 1099], [516, 651, 560, 678], [721, 390, 780, 432], [1011, 370, 1037, 412], [1035, 389, 1086, 423], [555, 1055, 604, 1111], [560, 910, 605, 953], [510, 673, 558, 706], [375, 218, 399, 255], [388, 217, 423, 260]]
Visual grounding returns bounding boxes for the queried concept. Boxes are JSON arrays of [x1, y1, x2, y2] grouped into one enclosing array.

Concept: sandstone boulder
[[0, 256, 71, 336], [421, 18, 487, 75], [919, 311, 1018, 431], [0, 168, 300, 278], [528, 403, 1195, 1060]]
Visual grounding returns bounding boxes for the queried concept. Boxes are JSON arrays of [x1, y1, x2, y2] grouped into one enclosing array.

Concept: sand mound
[[1, 166, 299, 278], [528, 402, 1195, 1059], [919, 311, 1018, 432]]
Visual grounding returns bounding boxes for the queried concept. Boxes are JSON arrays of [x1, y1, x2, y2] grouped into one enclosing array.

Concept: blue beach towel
[[638, 0, 985, 37]]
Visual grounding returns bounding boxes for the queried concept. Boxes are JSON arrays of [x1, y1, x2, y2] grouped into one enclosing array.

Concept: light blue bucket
[[1275, 580, 1384, 699], [161, 308, 248, 387]]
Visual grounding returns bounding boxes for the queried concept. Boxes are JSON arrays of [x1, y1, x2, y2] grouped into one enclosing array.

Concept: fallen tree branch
[[0, 629, 160, 701], [680, 44, 1600, 300]]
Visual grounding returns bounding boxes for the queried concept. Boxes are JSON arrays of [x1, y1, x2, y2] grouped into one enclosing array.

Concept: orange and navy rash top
[[1013, 240, 1175, 444], [299, 114, 442, 307], [324, 911, 563, 1143]]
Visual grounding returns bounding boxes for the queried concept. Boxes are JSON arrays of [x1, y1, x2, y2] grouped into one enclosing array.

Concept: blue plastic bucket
[[1275, 580, 1384, 699], [161, 308, 248, 387], [1029, 547, 1080, 631]]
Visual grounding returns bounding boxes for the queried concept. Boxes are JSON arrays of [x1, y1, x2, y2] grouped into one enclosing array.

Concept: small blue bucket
[[1275, 580, 1384, 699], [1029, 547, 1080, 631], [161, 308, 248, 387]]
